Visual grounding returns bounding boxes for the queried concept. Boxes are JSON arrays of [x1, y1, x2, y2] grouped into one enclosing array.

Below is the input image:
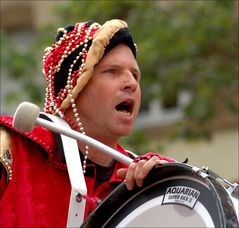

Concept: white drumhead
[[116, 196, 214, 227]]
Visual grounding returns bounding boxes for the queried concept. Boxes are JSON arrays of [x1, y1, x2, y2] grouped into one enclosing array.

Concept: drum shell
[[81, 163, 239, 228]]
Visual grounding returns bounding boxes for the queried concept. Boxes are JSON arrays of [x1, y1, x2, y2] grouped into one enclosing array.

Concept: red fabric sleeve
[[134, 152, 175, 163], [0, 165, 8, 201]]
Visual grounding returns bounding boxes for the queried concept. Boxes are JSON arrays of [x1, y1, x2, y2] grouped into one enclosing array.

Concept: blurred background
[[1, 0, 238, 182]]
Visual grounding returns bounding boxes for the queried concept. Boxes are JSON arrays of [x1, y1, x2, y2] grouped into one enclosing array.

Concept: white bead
[[75, 116, 79, 121]]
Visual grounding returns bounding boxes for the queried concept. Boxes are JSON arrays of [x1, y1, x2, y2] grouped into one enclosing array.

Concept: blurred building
[[1, 1, 238, 183], [1, 1, 61, 115]]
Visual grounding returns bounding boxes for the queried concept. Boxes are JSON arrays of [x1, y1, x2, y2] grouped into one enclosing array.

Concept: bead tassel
[[42, 22, 101, 174]]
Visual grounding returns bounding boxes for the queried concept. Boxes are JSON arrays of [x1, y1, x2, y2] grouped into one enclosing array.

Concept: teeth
[[119, 110, 130, 116]]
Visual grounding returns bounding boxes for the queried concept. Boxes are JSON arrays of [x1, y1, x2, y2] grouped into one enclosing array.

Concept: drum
[[81, 163, 239, 228]]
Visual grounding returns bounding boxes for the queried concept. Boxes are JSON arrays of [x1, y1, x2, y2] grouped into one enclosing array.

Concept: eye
[[102, 68, 116, 74], [133, 73, 139, 81], [132, 71, 141, 82]]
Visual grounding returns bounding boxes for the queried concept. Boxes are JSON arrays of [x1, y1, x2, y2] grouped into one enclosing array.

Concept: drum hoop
[[81, 163, 239, 228]]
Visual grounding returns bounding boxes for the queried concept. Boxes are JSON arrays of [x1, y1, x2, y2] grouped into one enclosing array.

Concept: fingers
[[124, 156, 169, 190], [117, 168, 127, 179], [133, 159, 146, 187], [117, 156, 169, 191], [135, 156, 166, 180], [125, 162, 137, 190]]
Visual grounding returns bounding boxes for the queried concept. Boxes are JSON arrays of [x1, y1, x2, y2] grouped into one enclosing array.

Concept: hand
[[117, 156, 168, 190]]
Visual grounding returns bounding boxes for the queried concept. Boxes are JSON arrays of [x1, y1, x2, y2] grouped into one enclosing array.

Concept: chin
[[117, 127, 134, 137]]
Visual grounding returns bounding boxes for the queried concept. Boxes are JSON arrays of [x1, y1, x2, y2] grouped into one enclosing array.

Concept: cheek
[[78, 88, 110, 115], [138, 89, 141, 102], [136, 89, 141, 109]]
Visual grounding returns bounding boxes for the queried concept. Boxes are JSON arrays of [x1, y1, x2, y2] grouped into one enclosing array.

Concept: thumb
[[117, 168, 128, 179]]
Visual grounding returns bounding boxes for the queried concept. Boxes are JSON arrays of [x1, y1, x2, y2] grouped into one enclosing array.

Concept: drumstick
[[13, 102, 133, 166]]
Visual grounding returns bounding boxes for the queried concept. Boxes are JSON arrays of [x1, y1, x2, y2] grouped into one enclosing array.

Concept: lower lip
[[115, 110, 133, 120]]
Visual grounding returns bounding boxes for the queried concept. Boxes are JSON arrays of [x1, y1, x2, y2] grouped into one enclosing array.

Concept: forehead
[[97, 44, 140, 70]]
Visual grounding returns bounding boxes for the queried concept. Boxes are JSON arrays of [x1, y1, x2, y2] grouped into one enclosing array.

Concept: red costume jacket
[[0, 116, 174, 227]]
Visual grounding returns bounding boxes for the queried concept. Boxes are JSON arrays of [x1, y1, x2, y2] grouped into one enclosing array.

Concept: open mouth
[[115, 100, 134, 116]]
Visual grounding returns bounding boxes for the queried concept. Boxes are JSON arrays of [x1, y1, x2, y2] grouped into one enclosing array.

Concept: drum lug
[[202, 166, 239, 198], [227, 183, 239, 199], [192, 166, 209, 179]]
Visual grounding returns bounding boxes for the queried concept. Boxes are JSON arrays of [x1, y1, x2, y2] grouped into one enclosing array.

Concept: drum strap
[[39, 112, 87, 227]]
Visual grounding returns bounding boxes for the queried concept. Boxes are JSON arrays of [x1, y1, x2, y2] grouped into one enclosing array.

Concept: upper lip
[[115, 98, 135, 115]]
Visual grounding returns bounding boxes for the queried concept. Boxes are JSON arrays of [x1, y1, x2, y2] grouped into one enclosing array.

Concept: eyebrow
[[99, 63, 141, 74]]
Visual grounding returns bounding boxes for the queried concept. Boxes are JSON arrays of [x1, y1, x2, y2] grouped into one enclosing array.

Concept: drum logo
[[162, 186, 200, 209]]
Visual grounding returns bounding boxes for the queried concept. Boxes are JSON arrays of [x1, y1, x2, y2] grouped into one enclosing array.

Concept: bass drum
[[81, 163, 239, 228]]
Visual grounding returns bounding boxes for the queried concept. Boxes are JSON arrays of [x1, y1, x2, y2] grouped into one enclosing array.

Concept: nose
[[121, 72, 138, 92]]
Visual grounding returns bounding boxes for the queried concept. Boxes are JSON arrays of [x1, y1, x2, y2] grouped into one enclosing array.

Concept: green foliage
[[1, 29, 44, 108], [1, 0, 238, 144], [52, 0, 238, 141], [120, 128, 166, 155]]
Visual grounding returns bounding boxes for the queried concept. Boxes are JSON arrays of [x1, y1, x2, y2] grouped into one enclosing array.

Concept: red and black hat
[[42, 19, 137, 120]]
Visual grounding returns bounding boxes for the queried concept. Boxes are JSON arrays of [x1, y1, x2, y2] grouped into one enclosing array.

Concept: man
[[0, 19, 174, 227]]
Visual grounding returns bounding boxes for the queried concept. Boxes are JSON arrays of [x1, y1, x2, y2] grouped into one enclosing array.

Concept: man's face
[[74, 43, 141, 142]]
